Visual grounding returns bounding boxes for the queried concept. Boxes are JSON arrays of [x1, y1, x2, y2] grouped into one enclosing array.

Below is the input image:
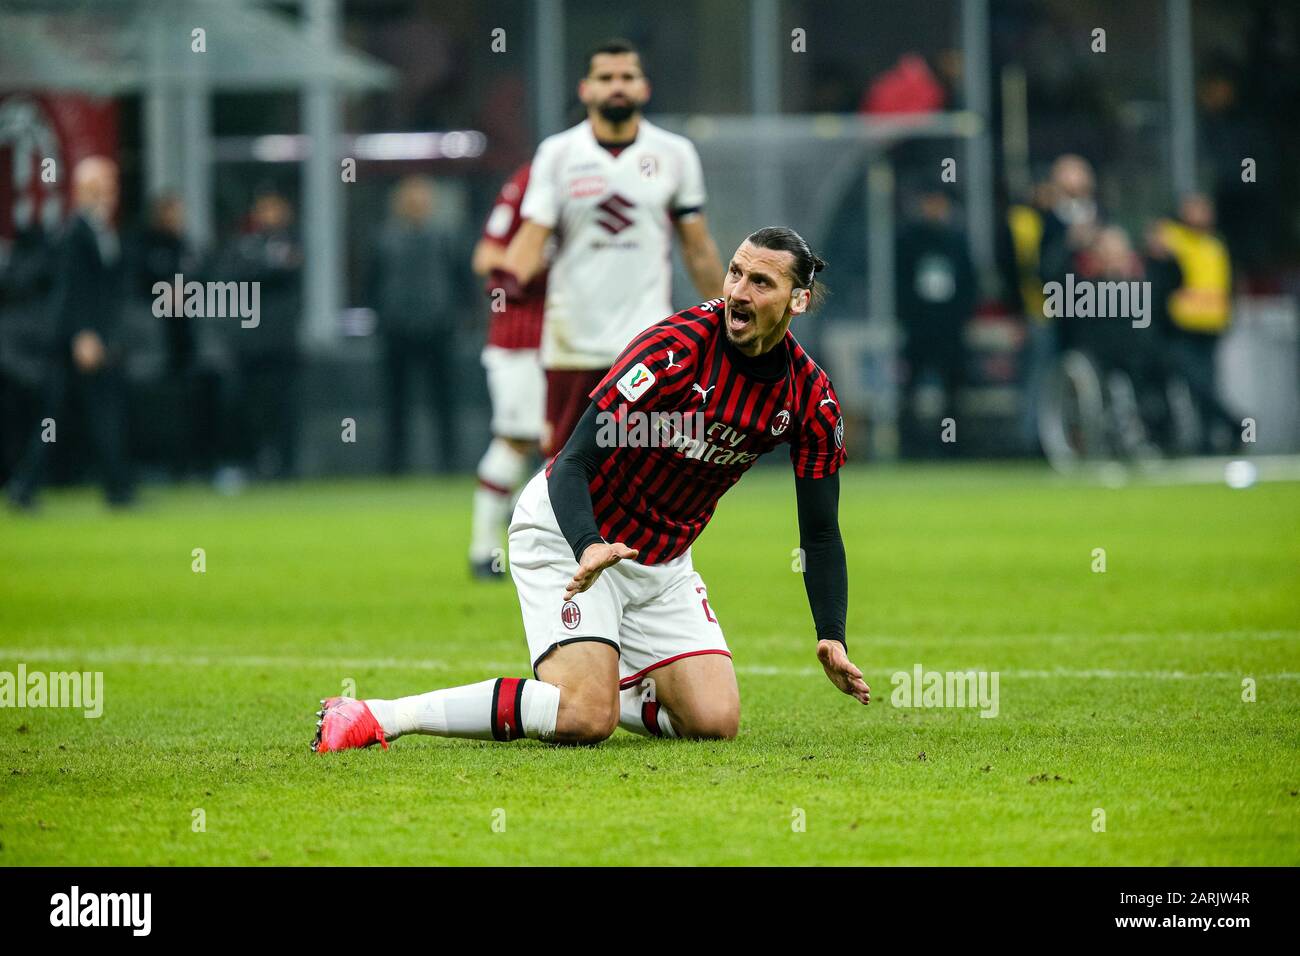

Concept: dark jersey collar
[[720, 326, 788, 382]]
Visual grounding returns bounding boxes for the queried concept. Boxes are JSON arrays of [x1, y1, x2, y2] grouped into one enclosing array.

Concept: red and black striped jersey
[[481, 163, 546, 350], [546, 299, 847, 565]]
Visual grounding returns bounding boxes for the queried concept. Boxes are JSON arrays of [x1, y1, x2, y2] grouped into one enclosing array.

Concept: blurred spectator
[[1140, 221, 1185, 450], [220, 190, 303, 480], [134, 195, 200, 373], [1071, 227, 1176, 455], [1071, 226, 1160, 386], [0, 221, 55, 484], [1008, 180, 1054, 453], [130, 194, 219, 479], [6, 156, 134, 509], [896, 189, 977, 457], [1155, 194, 1240, 451], [932, 48, 964, 107], [860, 54, 946, 115], [1141, 221, 1184, 334], [366, 176, 461, 475], [1038, 154, 1101, 296], [1195, 59, 1281, 278]]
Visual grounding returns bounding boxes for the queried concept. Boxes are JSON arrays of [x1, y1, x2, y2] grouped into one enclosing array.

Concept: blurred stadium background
[[1, 0, 1298, 489], [2, 0, 1299, 870]]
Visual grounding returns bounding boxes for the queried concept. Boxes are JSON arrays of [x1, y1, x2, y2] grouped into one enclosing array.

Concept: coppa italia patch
[[616, 363, 656, 403]]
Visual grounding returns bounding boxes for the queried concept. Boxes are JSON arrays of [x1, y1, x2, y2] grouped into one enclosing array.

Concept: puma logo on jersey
[[819, 397, 838, 408], [692, 383, 715, 401], [665, 351, 681, 370]]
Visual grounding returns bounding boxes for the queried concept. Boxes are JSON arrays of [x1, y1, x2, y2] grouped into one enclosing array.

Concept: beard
[[597, 101, 637, 123], [724, 302, 758, 347]]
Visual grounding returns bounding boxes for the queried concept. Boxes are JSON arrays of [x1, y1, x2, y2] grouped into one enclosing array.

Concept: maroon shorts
[[543, 367, 608, 456]]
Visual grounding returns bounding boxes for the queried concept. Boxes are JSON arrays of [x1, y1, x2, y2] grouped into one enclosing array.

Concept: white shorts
[[482, 345, 545, 441], [507, 471, 731, 689]]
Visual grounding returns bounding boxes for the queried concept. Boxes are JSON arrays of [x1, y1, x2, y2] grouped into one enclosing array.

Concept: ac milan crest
[[561, 601, 581, 629]]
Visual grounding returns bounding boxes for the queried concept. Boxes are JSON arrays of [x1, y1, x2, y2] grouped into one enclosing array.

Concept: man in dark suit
[[6, 156, 134, 509]]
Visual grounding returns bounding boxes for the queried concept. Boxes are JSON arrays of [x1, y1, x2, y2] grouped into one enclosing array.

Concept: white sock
[[367, 678, 559, 742], [618, 679, 678, 738], [469, 439, 528, 562]]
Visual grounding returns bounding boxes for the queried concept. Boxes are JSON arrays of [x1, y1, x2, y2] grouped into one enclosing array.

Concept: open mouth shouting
[[726, 302, 754, 337]]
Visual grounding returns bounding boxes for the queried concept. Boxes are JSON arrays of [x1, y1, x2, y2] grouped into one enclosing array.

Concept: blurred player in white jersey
[[499, 38, 725, 455]]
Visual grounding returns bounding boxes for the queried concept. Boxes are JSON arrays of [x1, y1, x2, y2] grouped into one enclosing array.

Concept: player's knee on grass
[[672, 703, 739, 741], [649, 654, 741, 740], [555, 691, 619, 745], [537, 640, 620, 745]]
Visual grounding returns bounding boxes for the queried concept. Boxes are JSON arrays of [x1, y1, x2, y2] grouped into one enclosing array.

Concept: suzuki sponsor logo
[[595, 193, 635, 234]]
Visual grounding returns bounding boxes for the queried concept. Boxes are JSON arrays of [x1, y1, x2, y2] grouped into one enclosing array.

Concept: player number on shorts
[[696, 586, 717, 623]]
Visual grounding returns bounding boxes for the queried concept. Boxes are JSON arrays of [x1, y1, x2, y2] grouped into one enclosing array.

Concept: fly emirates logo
[[659, 418, 760, 466]]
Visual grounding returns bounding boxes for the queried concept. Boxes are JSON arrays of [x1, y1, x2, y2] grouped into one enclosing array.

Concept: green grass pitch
[[1, 464, 1297, 865]]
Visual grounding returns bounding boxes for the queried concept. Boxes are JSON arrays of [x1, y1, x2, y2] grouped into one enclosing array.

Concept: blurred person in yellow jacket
[[1156, 194, 1240, 452], [1009, 181, 1054, 453]]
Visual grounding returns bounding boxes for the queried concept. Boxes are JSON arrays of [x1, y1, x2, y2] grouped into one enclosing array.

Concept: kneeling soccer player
[[313, 226, 870, 751]]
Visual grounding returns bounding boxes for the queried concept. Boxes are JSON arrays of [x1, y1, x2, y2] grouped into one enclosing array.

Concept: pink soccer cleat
[[312, 696, 389, 753]]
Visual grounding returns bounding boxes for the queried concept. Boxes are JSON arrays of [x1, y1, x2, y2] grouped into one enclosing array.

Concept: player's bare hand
[[564, 542, 638, 601], [817, 639, 870, 704]]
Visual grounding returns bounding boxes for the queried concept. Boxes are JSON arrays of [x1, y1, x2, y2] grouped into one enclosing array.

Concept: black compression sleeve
[[794, 471, 848, 648], [547, 402, 616, 562]]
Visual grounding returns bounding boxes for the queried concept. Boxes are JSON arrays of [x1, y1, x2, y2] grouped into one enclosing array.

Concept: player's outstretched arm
[[565, 541, 639, 602], [471, 237, 505, 278], [674, 214, 724, 299], [817, 638, 870, 705], [794, 472, 867, 704], [548, 402, 630, 599], [502, 219, 551, 287]]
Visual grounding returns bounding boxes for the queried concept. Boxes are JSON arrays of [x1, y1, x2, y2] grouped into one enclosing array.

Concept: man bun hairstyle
[[744, 225, 828, 308]]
